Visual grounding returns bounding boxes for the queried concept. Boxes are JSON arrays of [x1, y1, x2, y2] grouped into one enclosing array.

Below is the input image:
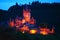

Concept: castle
[[9, 8, 54, 35]]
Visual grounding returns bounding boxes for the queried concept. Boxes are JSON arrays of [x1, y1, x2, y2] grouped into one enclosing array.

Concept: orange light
[[40, 27, 54, 35], [40, 31, 48, 35], [23, 9, 31, 22], [29, 17, 35, 24], [9, 21, 14, 27], [40, 28, 49, 35], [29, 29, 37, 34], [22, 19, 26, 24], [20, 25, 29, 31]]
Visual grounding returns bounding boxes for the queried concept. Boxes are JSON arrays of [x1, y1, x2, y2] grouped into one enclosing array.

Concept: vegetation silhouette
[[0, 1, 60, 40]]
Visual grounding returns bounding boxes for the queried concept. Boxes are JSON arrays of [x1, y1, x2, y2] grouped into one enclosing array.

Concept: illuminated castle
[[9, 7, 54, 35]]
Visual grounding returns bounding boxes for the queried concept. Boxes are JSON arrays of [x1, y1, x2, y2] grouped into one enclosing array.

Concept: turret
[[23, 8, 31, 22]]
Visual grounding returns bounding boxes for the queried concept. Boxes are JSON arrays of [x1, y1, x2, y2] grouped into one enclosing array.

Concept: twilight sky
[[0, 0, 60, 10]]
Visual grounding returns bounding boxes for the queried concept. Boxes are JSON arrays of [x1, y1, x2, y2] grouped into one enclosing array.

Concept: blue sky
[[0, 0, 60, 10]]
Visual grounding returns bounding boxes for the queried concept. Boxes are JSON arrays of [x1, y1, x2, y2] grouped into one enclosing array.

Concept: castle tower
[[23, 8, 31, 22]]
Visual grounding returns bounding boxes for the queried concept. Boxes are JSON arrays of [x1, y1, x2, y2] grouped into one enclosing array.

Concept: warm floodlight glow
[[40, 27, 54, 35], [8, 8, 55, 35], [29, 29, 37, 34]]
